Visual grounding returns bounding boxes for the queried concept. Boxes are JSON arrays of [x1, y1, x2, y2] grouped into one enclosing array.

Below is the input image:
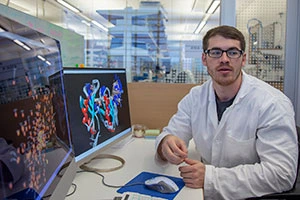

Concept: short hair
[[202, 25, 246, 51]]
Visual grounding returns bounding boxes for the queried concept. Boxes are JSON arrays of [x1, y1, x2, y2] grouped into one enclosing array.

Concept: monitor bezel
[[63, 68, 132, 167], [0, 12, 77, 199]]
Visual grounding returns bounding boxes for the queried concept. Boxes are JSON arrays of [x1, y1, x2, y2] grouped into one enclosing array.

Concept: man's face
[[202, 35, 246, 87]]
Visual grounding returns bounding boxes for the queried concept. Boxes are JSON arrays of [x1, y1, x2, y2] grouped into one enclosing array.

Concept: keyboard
[[114, 192, 168, 200]]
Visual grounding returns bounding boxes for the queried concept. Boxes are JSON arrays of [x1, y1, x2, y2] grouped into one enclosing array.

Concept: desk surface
[[65, 137, 203, 200]]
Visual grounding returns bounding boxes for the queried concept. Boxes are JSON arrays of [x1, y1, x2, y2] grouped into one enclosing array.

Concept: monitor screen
[[63, 68, 132, 165], [0, 14, 76, 200]]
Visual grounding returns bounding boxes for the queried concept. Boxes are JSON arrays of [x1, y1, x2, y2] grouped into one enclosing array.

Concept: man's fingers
[[162, 144, 185, 164], [178, 158, 205, 188], [159, 135, 188, 165], [177, 140, 188, 154], [172, 147, 188, 159], [184, 157, 198, 165], [165, 137, 188, 158]]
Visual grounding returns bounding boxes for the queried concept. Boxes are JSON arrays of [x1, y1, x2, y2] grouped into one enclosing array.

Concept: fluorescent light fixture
[[78, 12, 92, 22], [202, 14, 210, 22], [56, 0, 108, 32], [206, 0, 220, 14], [37, 55, 46, 61], [13, 39, 31, 51], [13, 39, 23, 46], [37, 55, 51, 65], [191, 0, 198, 11], [91, 20, 108, 32], [81, 20, 91, 27], [45, 61, 52, 66], [194, 0, 220, 34], [56, 0, 81, 13], [194, 13, 210, 34], [194, 20, 207, 34]]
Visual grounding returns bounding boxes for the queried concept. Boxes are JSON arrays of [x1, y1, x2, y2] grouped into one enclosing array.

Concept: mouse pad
[[117, 171, 185, 200]]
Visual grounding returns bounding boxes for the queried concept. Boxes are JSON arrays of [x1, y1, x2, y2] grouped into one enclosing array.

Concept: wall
[[284, 0, 300, 126], [128, 82, 197, 130]]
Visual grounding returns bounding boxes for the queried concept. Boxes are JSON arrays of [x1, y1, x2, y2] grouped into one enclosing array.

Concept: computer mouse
[[144, 176, 179, 194]]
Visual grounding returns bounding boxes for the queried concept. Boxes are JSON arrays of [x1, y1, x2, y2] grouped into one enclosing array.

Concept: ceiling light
[[56, 0, 81, 13], [37, 55, 46, 61], [194, 13, 210, 34], [78, 13, 92, 22], [202, 14, 210, 22], [13, 39, 31, 51], [194, 0, 220, 34], [191, 0, 198, 11], [81, 20, 91, 27], [91, 20, 108, 32], [77, 13, 92, 27], [194, 20, 207, 34], [46, 61, 52, 66], [206, 0, 220, 14]]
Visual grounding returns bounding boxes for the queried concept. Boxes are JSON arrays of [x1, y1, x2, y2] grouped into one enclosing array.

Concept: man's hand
[[179, 158, 205, 188], [157, 135, 188, 165]]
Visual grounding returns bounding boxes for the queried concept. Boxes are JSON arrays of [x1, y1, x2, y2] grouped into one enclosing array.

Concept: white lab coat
[[155, 71, 298, 200]]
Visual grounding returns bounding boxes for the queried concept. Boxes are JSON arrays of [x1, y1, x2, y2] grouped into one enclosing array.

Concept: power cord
[[79, 154, 126, 172], [42, 183, 77, 199], [66, 183, 77, 197], [63, 154, 143, 198], [60, 169, 144, 199], [76, 169, 144, 188]]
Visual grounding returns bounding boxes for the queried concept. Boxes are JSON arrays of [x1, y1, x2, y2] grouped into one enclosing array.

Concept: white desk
[[65, 136, 203, 200]]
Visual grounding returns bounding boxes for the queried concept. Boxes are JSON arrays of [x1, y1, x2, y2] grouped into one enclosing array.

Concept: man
[[155, 25, 298, 199]]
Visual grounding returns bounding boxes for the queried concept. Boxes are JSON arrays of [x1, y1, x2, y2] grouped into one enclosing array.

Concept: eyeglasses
[[204, 48, 244, 59]]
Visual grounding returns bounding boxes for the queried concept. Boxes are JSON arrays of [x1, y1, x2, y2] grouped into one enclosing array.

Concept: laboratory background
[[0, 0, 299, 126]]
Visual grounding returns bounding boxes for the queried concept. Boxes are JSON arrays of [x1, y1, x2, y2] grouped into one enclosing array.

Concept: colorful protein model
[[80, 74, 123, 147]]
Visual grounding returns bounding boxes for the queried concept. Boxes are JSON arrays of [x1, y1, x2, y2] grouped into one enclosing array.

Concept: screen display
[[63, 68, 132, 164], [0, 14, 74, 199]]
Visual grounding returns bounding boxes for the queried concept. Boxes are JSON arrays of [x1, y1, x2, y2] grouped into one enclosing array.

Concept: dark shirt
[[216, 95, 236, 121]]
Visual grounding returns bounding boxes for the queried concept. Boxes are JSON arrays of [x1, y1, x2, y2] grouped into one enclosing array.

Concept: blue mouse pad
[[117, 171, 185, 200]]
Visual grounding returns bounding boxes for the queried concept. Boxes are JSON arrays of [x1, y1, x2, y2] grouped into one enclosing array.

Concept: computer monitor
[[0, 14, 76, 200], [63, 68, 132, 166]]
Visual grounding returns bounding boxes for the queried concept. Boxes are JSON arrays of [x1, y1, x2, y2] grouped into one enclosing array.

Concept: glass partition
[[0, 0, 220, 83], [1, 0, 286, 89], [236, 0, 286, 91]]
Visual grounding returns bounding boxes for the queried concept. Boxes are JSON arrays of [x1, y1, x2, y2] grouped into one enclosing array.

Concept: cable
[[63, 154, 141, 198], [66, 183, 77, 197], [76, 170, 144, 189], [43, 183, 77, 199], [79, 154, 125, 173]]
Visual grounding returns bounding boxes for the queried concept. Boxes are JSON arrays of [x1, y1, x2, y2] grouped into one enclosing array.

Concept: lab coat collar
[[208, 70, 252, 105], [233, 70, 252, 105]]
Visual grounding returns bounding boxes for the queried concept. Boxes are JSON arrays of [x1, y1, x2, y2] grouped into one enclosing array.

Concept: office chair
[[248, 126, 300, 199]]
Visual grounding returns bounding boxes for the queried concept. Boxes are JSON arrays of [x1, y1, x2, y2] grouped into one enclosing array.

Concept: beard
[[207, 65, 242, 86]]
